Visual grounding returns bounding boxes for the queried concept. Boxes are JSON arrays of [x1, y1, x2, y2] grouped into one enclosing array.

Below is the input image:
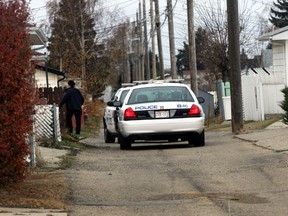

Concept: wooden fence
[[38, 87, 65, 105], [38, 87, 66, 128]]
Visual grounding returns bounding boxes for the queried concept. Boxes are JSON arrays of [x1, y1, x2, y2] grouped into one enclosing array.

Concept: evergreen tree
[[48, 0, 96, 74], [280, 87, 288, 124], [269, 0, 288, 28], [48, 0, 97, 87], [176, 42, 189, 72], [176, 28, 212, 74]]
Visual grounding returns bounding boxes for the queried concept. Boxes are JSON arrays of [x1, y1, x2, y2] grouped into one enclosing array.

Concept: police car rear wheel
[[104, 125, 115, 143], [188, 131, 205, 147], [118, 133, 131, 150]]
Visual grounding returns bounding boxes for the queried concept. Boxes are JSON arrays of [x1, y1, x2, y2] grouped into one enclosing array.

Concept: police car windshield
[[127, 86, 194, 104]]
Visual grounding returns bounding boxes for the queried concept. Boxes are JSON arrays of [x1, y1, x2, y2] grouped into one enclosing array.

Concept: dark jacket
[[60, 87, 84, 111]]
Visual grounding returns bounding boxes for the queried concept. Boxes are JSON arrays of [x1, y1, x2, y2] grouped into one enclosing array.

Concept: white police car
[[103, 85, 133, 143], [114, 80, 205, 149]]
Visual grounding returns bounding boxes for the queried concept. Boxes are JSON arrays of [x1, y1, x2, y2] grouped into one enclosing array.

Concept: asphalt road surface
[[65, 130, 288, 216]]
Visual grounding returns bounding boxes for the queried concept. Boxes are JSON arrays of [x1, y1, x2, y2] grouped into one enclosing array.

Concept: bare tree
[[194, 0, 260, 81]]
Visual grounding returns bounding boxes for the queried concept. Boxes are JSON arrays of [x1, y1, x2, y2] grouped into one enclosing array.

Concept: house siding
[[272, 45, 285, 75], [35, 69, 59, 88], [285, 40, 288, 86]]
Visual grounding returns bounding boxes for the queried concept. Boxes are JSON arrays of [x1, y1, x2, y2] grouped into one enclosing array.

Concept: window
[[120, 90, 129, 103], [128, 86, 194, 104]]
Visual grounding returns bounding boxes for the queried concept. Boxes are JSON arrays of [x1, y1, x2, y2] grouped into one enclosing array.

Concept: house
[[258, 26, 288, 87], [216, 27, 288, 122], [35, 64, 65, 88], [240, 27, 288, 121], [29, 26, 65, 88]]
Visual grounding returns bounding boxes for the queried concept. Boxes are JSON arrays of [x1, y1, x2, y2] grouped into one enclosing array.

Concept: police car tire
[[188, 131, 205, 147], [118, 133, 131, 150], [104, 127, 115, 143]]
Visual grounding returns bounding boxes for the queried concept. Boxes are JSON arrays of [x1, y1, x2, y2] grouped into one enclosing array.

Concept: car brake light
[[124, 107, 137, 119], [188, 104, 201, 116]]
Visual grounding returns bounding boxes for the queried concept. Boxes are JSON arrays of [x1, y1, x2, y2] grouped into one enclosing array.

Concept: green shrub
[[280, 87, 288, 124]]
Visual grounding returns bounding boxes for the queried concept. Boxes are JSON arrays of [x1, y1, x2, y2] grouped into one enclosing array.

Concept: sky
[[28, 0, 273, 68]]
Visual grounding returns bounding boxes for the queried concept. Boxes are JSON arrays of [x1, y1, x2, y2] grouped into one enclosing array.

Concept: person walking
[[60, 80, 84, 134]]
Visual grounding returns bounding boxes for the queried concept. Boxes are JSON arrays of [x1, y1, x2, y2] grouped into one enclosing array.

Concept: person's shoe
[[75, 134, 86, 140]]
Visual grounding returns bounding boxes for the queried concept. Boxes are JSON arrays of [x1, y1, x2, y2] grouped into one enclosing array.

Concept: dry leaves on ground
[[0, 169, 68, 209]]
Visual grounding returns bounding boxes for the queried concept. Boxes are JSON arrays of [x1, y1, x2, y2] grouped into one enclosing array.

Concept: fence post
[[29, 115, 36, 167], [53, 104, 59, 145]]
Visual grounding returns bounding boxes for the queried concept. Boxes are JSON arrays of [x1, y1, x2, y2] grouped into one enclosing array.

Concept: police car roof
[[130, 82, 188, 90]]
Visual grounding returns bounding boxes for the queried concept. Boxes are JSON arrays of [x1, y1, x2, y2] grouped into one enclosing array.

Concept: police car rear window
[[127, 86, 194, 104]]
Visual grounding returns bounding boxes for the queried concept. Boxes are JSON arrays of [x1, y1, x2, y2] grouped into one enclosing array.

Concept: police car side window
[[182, 88, 194, 101], [120, 90, 129, 103]]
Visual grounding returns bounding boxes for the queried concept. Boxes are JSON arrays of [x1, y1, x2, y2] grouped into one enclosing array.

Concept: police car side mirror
[[197, 97, 205, 104], [107, 101, 114, 106], [113, 101, 122, 107]]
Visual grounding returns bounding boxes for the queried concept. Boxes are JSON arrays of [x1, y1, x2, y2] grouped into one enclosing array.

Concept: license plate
[[155, 111, 169, 118]]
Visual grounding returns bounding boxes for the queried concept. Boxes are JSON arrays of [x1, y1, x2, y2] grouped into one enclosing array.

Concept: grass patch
[[206, 116, 282, 132], [244, 117, 281, 130], [59, 155, 76, 169], [0, 169, 67, 209], [80, 115, 101, 138]]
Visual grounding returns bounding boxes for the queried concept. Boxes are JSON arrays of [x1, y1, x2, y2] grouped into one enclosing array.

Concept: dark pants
[[66, 109, 82, 134]]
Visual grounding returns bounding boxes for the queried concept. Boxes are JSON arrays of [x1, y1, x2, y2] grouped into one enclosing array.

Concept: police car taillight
[[124, 107, 137, 119], [188, 105, 201, 116]]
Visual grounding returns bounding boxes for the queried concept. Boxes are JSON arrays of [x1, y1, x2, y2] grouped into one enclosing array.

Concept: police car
[[113, 80, 205, 149], [103, 84, 133, 143]]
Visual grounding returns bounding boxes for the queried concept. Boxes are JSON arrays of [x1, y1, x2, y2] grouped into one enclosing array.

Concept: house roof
[[36, 64, 65, 76], [28, 26, 48, 46], [258, 26, 288, 41]]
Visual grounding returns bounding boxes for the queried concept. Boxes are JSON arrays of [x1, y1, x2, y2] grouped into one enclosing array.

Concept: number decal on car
[[177, 104, 189, 108]]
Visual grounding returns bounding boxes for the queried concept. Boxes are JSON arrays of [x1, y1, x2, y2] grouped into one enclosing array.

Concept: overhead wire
[[30, 0, 273, 65]]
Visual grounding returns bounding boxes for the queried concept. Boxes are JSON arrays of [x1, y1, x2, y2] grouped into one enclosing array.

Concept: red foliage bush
[[0, 0, 36, 187]]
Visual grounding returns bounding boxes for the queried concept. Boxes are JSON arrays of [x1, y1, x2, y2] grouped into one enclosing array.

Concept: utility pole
[[123, 21, 130, 83], [154, 0, 164, 79], [143, 0, 150, 80], [131, 21, 137, 81], [136, 10, 141, 81], [187, 0, 198, 95], [139, 1, 144, 80], [167, 0, 177, 79], [227, 0, 243, 133], [150, 0, 157, 79]]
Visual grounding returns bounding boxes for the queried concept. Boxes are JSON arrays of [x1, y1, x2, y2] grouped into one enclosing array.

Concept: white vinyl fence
[[29, 104, 61, 167], [241, 71, 285, 121], [34, 104, 61, 142]]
